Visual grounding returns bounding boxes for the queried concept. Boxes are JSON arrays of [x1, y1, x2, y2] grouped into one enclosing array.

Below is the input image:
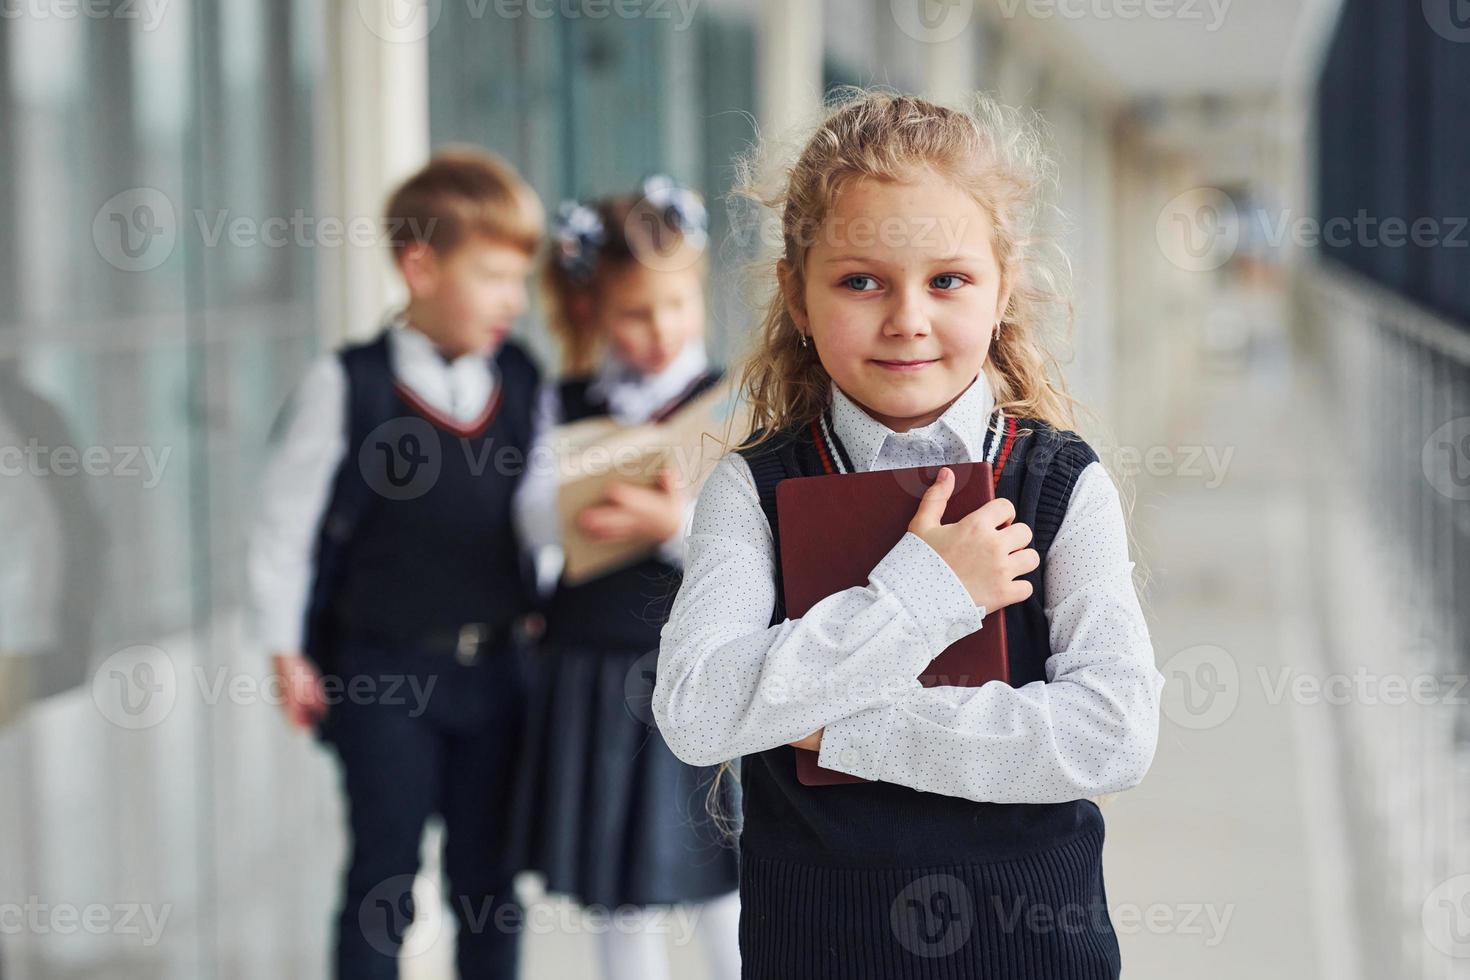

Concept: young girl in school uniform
[[510, 177, 742, 980], [653, 91, 1166, 979]]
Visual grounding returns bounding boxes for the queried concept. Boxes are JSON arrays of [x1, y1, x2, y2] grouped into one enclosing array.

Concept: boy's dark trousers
[[322, 638, 525, 980]]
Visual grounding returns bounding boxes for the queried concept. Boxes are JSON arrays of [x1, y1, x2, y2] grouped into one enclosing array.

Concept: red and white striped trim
[[815, 410, 847, 474], [393, 382, 504, 439], [982, 408, 1006, 463], [991, 415, 1019, 484]]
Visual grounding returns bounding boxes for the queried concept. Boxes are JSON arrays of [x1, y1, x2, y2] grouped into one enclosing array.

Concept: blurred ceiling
[[1029, 0, 1333, 97]]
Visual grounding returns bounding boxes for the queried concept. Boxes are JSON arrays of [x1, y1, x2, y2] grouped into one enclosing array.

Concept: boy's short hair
[[385, 147, 544, 258]]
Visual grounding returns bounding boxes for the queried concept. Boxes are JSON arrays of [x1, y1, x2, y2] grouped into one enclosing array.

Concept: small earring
[[799, 332, 810, 349], [993, 321, 1001, 341]]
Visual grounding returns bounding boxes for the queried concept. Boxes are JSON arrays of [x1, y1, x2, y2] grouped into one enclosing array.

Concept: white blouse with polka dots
[[653, 373, 1166, 804]]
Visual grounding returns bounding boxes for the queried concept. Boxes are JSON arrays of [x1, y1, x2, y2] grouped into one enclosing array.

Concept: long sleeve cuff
[[655, 496, 698, 567], [254, 604, 307, 655], [816, 702, 898, 780], [867, 532, 985, 656]]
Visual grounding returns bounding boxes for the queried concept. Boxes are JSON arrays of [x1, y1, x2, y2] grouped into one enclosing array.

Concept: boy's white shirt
[[652, 371, 1168, 804], [511, 342, 709, 589], [247, 318, 505, 654]]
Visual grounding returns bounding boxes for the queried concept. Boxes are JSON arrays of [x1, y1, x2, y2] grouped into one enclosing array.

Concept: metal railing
[[1297, 257, 1470, 979]]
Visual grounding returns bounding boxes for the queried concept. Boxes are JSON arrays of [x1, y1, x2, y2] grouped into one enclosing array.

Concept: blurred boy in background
[[249, 148, 545, 980]]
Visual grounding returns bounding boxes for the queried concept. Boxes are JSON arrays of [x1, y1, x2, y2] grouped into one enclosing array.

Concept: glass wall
[[427, 0, 757, 369], [0, 2, 331, 977]]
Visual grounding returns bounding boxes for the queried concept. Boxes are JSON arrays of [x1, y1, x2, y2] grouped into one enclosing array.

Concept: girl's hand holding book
[[907, 467, 1039, 615], [576, 468, 687, 545]]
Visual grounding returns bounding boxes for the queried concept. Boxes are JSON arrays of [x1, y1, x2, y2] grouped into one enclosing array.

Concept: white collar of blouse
[[587, 341, 710, 423], [829, 369, 996, 472], [386, 314, 492, 372]]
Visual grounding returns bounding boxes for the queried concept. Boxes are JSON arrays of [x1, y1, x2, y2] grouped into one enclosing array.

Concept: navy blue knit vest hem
[[738, 829, 1120, 980]]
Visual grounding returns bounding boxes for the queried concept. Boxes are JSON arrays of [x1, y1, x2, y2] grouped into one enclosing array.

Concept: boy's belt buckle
[[456, 623, 489, 665]]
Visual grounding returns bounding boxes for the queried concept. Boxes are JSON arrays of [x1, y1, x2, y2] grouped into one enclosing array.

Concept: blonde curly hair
[[731, 87, 1088, 447]]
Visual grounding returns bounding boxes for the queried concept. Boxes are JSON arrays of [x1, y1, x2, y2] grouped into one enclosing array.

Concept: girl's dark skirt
[[509, 640, 741, 908]]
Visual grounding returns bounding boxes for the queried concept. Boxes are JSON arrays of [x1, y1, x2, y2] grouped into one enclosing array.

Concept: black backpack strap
[[325, 335, 399, 543], [303, 334, 395, 672], [995, 419, 1099, 610]]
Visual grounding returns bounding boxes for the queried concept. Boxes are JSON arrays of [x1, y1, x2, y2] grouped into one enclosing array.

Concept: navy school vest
[[734, 407, 1103, 868], [302, 333, 541, 673], [542, 367, 726, 652]]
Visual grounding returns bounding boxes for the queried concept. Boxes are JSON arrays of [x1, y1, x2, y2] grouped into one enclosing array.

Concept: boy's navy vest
[[542, 367, 725, 652], [734, 412, 1105, 870], [302, 333, 540, 673]]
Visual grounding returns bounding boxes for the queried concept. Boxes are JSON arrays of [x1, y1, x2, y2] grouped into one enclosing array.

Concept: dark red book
[[775, 461, 1010, 786]]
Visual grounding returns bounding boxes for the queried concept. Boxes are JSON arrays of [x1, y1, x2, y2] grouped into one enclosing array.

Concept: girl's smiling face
[[782, 170, 1011, 432]]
